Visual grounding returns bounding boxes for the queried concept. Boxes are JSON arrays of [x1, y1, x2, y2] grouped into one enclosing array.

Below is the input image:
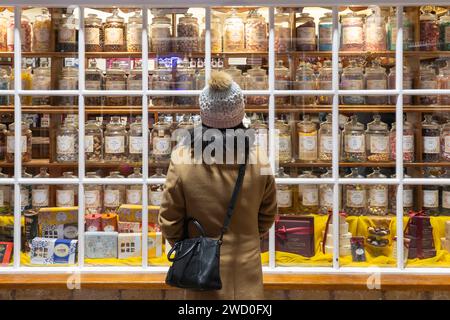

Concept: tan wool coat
[[158, 147, 277, 300]]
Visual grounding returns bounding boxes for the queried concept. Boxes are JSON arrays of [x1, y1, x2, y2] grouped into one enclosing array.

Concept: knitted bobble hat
[[199, 71, 245, 129]]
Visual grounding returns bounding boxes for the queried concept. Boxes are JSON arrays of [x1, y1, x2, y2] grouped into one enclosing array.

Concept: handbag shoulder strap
[[219, 139, 249, 243]]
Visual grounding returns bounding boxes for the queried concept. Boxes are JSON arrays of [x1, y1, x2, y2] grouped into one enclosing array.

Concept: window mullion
[[204, 7, 211, 80]]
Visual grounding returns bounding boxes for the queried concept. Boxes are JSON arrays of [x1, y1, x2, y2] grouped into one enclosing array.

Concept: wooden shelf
[[1, 159, 447, 170]]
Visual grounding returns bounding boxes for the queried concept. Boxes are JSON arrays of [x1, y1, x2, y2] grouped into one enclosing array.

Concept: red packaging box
[[408, 248, 436, 259], [275, 216, 315, 258], [406, 235, 435, 249]]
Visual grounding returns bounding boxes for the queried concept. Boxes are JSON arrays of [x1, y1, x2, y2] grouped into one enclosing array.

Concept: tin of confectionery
[[85, 213, 102, 232], [24, 210, 39, 247], [101, 213, 118, 232]]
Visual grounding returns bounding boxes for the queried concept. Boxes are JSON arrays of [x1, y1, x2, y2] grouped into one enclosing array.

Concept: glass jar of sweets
[[85, 59, 103, 106], [6, 121, 32, 163], [57, 13, 78, 52], [151, 14, 172, 53], [105, 61, 127, 106], [318, 60, 332, 105], [340, 60, 365, 105], [0, 11, 8, 52], [297, 171, 319, 215], [149, 168, 166, 206], [104, 116, 127, 162], [104, 9, 126, 51], [151, 66, 173, 106], [276, 167, 295, 215], [13, 15, 32, 52], [224, 65, 245, 89], [202, 15, 222, 53], [56, 172, 77, 207], [85, 120, 103, 162], [176, 13, 199, 52], [85, 172, 103, 214], [293, 62, 316, 105], [343, 168, 367, 216], [365, 61, 387, 104], [364, 7, 386, 51], [58, 66, 78, 105], [366, 115, 389, 162], [224, 9, 245, 52], [275, 119, 292, 163], [438, 62, 450, 105], [251, 118, 268, 154], [388, 65, 413, 105], [389, 173, 414, 215], [319, 169, 334, 215], [318, 12, 332, 51], [127, 10, 142, 52], [441, 168, 450, 215], [341, 12, 364, 51], [175, 60, 196, 105], [104, 171, 126, 212], [297, 114, 318, 162], [31, 168, 50, 211], [129, 116, 143, 163], [422, 114, 440, 162], [84, 13, 103, 52], [245, 9, 267, 52], [151, 118, 172, 163], [387, 9, 414, 51], [31, 62, 51, 105], [274, 60, 290, 105], [367, 168, 388, 215], [245, 65, 268, 106], [127, 168, 143, 205], [342, 115, 366, 162], [128, 61, 143, 106], [32, 8, 51, 52], [422, 169, 439, 216], [318, 114, 334, 162], [420, 8, 439, 51], [419, 65, 438, 105], [439, 9, 450, 51], [0, 69, 9, 105], [56, 118, 78, 163], [389, 120, 414, 163], [441, 120, 450, 161], [274, 10, 291, 52], [295, 13, 316, 51]]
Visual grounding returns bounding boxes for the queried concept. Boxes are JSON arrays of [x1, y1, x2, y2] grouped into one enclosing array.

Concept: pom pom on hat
[[208, 71, 233, 91]]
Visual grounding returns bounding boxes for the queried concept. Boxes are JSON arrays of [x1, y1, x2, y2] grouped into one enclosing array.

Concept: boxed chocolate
[[408, 247, 436, 259], [38, 207, 78, 240], [30, 237, 77, 265], [85, 231, 118, 259], [117, 205, 160, 231], [118, 233, 141, 259], [148, 232, 162, 258], [406, 235, 435, 249], [407, 224, 433, 238], [118, 221, 142, 233], [275, 216, 314, 257]]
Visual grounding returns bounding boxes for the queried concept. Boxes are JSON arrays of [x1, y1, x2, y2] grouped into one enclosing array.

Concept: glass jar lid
[[420, 8, 436, 21], [298, 170, 316, 179], [276, 167, 290, 178], [320, 168, 332, 178], [179, 12, 197, 24], [346, 167, 364, 178], [61, 66, 78, 78], [344, 115, 364, 132], [8, 121, 30, 131], [107, 171, 124, 178], [296, 12, 313, 23], [106, 9, 124, 24], [86, 171, 100, 178], [367, 114, 388, 132], [367, 167, 387, 179], [297, 114, 316, 131], [106, 61, 125, 76], [128, 10, 142, 24], [320, 12, 332, 22], [85, 13, 101, 25], [152, 14, 171, 25], [344, 60, 363, 74], [422, 114, 439, 129], [85, 119, 102, 131], [62, 171, 76, 178], [106, 116, 125, 130], [320, 113, 333, 130]]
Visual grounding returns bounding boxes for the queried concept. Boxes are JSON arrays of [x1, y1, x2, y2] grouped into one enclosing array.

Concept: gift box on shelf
[[117, 205, 160, 231], [38, 207, 78, 240], [85, 231, 118, 259], [148, 232, 162, 258], [274, 216, 314, 257], [118, 233, 141, 259], [30, 237, 77, 265], [118, 221, 142, 233], [404, 212, 436, 259]]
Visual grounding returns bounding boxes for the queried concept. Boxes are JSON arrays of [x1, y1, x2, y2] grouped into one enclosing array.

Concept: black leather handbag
[[165, 145, 249, 291]]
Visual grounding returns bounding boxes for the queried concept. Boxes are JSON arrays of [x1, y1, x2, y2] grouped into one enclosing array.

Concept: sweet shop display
[[274, 216, 315, 257], [176, 13, 199, 53], [56, 118, 78, 163], [274, 10, 291, 52], [422, 115, 440, 162], [367, 168, 389, 215], [104, 9, 126, 52], [5, 122, 32, 163], [57, 13, 78, 52], [84, 120, 103, 162], [223, 9, 244, 52], [342, 115, 366, 162], [297, 171, 319, 215], [295, 13, 316, 51], [126, 10, 142, 52], [274, 119, 292, 163], [84, 13, 103, 52], [297, 115, 318, 162], [245, 10, 267, 52], [341, 11, 364, 51], [32, 8, 51, 52], [104, 116, 127, 162], [343, 168, 367, 216], [318, 114, 333, 162], [323, 215, 352, 256], [405, 214, 436, 259], [389, 119, 414, 162], [420, 8, 439, 51], [318, 13, 333, 51], [365, 115, 389, 162]]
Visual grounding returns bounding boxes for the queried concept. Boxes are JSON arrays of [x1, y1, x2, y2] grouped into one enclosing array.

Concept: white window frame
[[0, 0, 450, 274]]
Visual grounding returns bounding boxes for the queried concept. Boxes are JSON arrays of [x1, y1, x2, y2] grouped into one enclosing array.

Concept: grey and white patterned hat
[[199, 71, 245, 129]]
